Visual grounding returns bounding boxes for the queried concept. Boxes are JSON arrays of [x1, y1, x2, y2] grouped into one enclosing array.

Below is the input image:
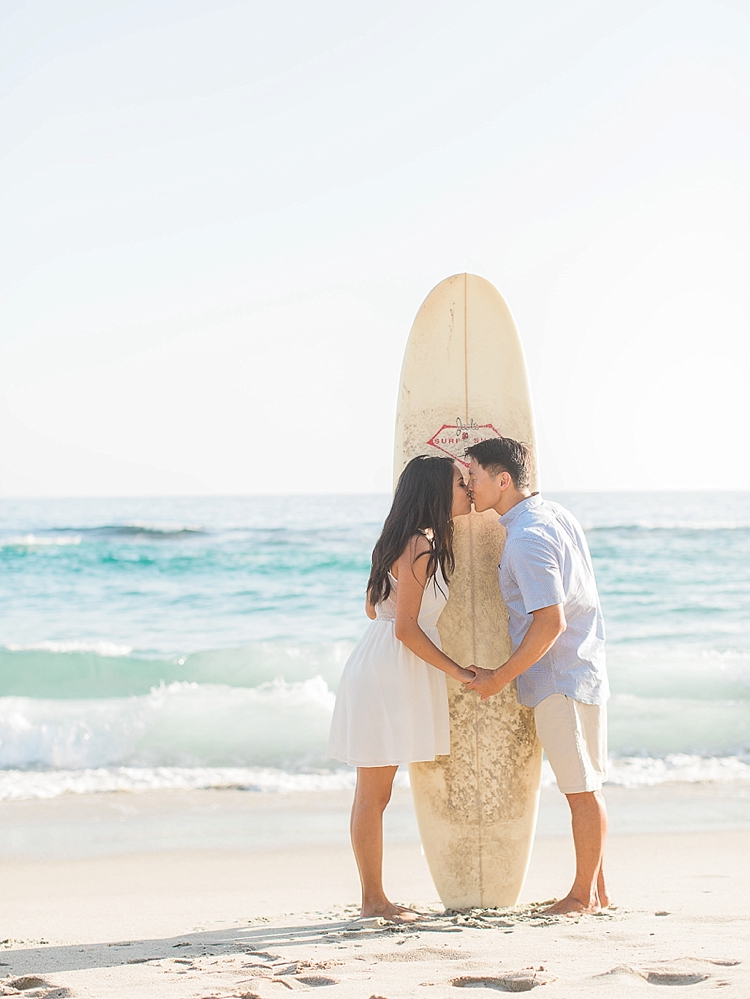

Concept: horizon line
[[2, 488, 749, 501]]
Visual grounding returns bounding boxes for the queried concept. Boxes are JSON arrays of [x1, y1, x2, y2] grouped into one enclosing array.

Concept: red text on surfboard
[[427, 420, 502, 466]]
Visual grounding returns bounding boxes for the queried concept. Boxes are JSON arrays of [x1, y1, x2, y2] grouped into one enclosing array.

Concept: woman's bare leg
[[350, 766, 419, 921]]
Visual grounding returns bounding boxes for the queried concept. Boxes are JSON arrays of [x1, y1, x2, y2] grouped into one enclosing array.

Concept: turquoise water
[[1, 493, 749, 798]]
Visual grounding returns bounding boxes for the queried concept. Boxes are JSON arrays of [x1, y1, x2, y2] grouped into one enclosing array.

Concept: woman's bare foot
[[597, 872, 611, 909], [542, 893, 601, 916], [360, 899, 422, 922]]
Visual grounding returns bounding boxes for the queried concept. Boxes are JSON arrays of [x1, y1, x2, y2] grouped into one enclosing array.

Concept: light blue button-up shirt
[[498, 494, 609, 708]]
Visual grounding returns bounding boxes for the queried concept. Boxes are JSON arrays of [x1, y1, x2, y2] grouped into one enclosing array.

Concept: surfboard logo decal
[[427, 420, 502, 466]]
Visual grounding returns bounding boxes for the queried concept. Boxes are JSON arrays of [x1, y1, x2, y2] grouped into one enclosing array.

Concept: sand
[[1, 788, 749, 997]]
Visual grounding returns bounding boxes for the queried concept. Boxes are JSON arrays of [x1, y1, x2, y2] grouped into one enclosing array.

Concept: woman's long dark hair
[[367, 455, 456, 606]]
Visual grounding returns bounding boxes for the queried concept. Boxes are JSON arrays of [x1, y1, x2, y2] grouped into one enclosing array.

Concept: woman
[[327, 455, 473, 921]]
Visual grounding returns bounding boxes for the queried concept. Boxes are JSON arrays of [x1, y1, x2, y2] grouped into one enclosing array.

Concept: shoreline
[[1, 781, 748, 861]]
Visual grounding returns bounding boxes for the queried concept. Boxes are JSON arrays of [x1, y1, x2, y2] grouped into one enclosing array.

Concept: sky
[[1, 0, 748, 496]]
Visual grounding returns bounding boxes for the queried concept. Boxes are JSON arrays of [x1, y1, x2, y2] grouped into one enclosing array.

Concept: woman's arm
[[365, 593, 377, 620], [393, 535, 474, 683]]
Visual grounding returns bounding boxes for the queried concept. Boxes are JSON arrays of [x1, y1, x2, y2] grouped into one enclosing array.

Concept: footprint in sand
[[598, 961, 740, 987], [449, 972, 554, 992], [645, 971, 708, 986], [198, 995, 261, 999], [1, 978, 72, 998], [271, 974, 338, 989]]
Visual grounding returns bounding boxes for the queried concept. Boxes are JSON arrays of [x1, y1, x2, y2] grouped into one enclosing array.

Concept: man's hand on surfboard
[[465, 664, 509, 700]]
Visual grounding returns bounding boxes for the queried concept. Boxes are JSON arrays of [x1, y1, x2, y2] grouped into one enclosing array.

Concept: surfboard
[[394, 273, 542, 910]]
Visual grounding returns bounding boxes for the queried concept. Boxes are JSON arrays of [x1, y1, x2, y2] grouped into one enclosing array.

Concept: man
[[465, 437, 610, 914]]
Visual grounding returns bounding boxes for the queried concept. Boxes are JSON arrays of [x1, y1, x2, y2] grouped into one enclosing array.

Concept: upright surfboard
[[395, 273, 542, 909]]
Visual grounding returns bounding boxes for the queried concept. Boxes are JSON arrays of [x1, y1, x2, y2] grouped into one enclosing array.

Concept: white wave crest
[[0, 677, 336, 771], [122, 522, 203, 535], [0, 765, 378, 801], [2, 754, 749, 801], [607, 754, 750, 787], [586, 522, 750, 532], [540, 754, 750, 789], [3, 640, 134, 657], [1, 534, 82, 548]]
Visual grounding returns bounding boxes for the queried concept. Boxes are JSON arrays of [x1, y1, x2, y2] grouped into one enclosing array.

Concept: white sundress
[[327, 564, 451, 767]]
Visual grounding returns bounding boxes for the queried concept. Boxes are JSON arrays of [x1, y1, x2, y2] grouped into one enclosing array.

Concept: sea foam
[[2, 755, 749, 802], [0, 765, 366, 800], [0, 677, 336, 771]]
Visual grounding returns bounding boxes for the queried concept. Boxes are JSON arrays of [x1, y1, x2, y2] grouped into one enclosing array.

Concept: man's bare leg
[[544, 789, 608, 914], [350, 766, 420, 921]]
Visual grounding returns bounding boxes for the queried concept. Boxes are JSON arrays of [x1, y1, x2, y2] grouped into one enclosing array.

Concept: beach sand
[[1, 786, 748, 997]]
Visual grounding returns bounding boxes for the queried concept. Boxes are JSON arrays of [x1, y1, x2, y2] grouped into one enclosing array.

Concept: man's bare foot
[[360, 900, 422, 922], [542, 894, 601, 915]]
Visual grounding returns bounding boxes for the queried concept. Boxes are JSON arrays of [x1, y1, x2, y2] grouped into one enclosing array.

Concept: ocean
[[1, 492, 749, 801]]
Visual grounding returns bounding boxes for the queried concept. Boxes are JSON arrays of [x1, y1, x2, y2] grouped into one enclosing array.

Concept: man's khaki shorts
[[534, 693, 607, 794]]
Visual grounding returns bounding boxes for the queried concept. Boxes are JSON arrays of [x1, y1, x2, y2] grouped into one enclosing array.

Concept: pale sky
[[1, 0, 748, 496]]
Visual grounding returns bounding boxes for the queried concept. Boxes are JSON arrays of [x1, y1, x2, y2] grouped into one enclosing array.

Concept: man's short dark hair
[[465, 437, 532, 489]]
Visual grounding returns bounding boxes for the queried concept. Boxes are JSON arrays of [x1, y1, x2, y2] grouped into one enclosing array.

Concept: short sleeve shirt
[[498, 495, 609, 708]]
